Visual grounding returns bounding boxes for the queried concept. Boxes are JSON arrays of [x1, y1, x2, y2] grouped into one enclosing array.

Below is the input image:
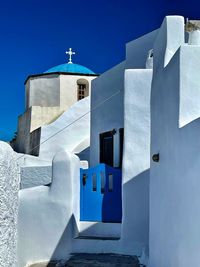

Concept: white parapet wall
[[20, 165, 52, 189], [0, 142, 19, 267], [17, 150, 80, 267]]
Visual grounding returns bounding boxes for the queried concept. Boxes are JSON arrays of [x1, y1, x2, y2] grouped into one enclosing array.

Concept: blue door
[[80, 164, 122, 222]]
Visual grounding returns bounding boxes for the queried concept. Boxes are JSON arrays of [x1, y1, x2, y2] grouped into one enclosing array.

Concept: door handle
[[82, 174, 87, 186]]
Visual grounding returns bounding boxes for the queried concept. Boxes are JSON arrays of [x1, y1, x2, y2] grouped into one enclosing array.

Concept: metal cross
[[66, 48, 75, 64]]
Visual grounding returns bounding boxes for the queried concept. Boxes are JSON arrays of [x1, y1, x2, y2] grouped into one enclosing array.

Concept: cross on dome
[[66, 48, 75, 64]]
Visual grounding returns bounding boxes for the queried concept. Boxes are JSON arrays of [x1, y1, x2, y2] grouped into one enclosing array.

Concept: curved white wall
[[0, 142, 19, 267], [18, 151, 80, 267]]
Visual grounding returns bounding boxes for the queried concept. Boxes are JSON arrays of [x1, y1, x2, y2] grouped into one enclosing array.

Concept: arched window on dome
[[77, 79, 89, 101]]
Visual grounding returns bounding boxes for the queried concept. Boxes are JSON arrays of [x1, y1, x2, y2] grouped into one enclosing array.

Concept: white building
[[149, 16, 200, 267], [12, 49, 98, 156], [2, 15, 200, 267], [17, 27, 157, 266], [88, 30, 156, 256]]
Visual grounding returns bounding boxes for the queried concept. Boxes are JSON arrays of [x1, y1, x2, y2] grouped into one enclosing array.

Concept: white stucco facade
[[90, 30, 156, 169], [0, 142, 19, 267], [149, 16, 200, 267], [90, 61, 125, 167], [121, 69, 152, 255], [26, 73, 96, 113], [72, 68, 152, 258]]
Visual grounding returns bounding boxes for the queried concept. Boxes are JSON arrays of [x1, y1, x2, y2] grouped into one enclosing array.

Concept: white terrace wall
[[148, 16, 200, 267], [18, 151, 80, 267], [0, 142, 19, 267]]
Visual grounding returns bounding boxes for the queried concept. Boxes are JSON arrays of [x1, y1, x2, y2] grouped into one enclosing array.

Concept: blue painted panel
[[45, 63, 95, 74], [80, 164, 122, 222], [102, 165, 122, 222]]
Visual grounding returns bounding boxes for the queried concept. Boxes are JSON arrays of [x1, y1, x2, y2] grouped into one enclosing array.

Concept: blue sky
[[0, 0, 198, 141]]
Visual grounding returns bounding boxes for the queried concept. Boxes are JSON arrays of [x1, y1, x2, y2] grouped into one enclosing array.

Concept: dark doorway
[[100, 130, 115, 167]]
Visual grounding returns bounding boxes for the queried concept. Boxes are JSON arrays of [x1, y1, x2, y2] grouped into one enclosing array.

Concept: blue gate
[[80, 164, 122, 222]]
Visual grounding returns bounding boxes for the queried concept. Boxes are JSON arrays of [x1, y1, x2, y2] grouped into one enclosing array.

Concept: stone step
[[28, 262, 57, 267], [28, 253, 140, 267], [75, 235, 120, 240], [78, 221, 121, 239]]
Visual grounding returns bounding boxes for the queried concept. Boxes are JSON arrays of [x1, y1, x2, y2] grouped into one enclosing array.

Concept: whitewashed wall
[[20, 166, 52, 189], [26, 73, 96, 111], [0, 142, 19, 267], [148, 16, 200, 267], [26, 74, 60, 109], [88, 30, 155, 258], [90, 61, 125, 167], [90, 29, 157, 167], [15, 152, 51, 167], [72, 69, 152, 259], [15, 73, 97, 155], [121, 69, 152, 255], [59, 74, 95, 110], [17, 27, 157, 266], [39, 97, 90, 162], [126, 30, 157, 69], [18, 151, 80, 267]]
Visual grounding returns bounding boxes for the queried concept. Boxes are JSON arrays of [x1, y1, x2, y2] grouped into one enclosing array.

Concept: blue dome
[[45, 63, 95, 75]]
